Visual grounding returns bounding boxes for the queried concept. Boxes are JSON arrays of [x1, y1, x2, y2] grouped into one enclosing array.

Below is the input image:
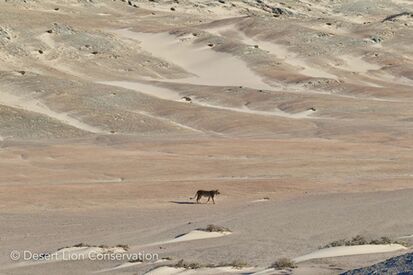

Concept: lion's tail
[[189, 191, 198, 200]]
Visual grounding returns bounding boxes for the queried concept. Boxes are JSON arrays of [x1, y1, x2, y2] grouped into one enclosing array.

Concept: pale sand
[[113, 29, 275, 90], [398, 234, 413, 240], [250, 198, 270, 203], [137, 230, 232, 248], [94, 262, 142, 273], [98, 81, 181, 101], [293, 244, 408, 263], [0, 89, 107, 134], [100, 80, 320, 119], [53, 246, 128, 261], [37, 33, 56, 49], [145, 266, 254, 275], [205, 24, 338, 79], [336, 55, 381, 74], [164, 230, 232, 244], [145, 266, 186, 275]]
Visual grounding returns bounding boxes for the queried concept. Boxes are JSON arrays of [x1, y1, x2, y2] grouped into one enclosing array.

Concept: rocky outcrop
[[341, 252, 413, 275]]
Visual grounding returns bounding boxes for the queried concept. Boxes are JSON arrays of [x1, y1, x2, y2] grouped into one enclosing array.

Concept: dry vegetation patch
[[270, 258, 297, 270], [322, 235, 407, 248], [200, 224, 231, 233], [171, 259, 248, 270]]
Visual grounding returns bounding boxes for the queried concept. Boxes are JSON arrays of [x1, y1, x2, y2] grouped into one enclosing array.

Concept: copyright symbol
[[10, 250, 20, 261]]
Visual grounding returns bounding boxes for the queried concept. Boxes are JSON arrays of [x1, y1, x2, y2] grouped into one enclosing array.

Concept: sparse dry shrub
[[270, 258, 297, 270], [202, 224, 231, 233]]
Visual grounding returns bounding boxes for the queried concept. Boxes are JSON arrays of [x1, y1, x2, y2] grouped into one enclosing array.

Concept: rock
[[342, 252, 413, 275], [181, 96, 192, 103], [371, 36, 383, 43], [0, 27, 12, 42], [271, 7, 293, 16]]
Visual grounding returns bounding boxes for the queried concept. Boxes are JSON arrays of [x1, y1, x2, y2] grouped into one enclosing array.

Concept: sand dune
[[145, 266, 186, 275], [98, 80, 181, 101], [206, 23, 338, 79], [94, 262, 142, 273], [113, 29, 274, 90], [145, 266, 253, 275], [293, 244, 408, 262], [335, 55, 381, 74], [164, 230, 232, 244], [250, 198, 270, 203], [0, 90, 107, 134], [100, 80, 320, 119]]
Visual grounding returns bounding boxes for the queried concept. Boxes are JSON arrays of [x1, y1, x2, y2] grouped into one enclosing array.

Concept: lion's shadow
[[169, 201, 197, 205]]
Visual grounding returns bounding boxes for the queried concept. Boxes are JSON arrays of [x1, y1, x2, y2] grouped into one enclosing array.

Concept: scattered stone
[[0, 27, 12, 42], [181, 96, 192, 103], [49, 23, 74, 35], [127, 0, 138, 7], [371, 36, 383, 43], [270, 7, 293, 16]]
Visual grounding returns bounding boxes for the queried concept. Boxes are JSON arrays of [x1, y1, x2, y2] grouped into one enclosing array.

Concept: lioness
[[190, 190, 220, 204]]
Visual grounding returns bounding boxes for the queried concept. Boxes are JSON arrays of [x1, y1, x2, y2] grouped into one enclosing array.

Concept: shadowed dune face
[[0, 0, 412, 274]]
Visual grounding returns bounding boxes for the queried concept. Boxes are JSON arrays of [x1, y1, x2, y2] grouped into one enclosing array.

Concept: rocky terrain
[[342, 252, 413, 274], [0, 0, 412, 274]]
